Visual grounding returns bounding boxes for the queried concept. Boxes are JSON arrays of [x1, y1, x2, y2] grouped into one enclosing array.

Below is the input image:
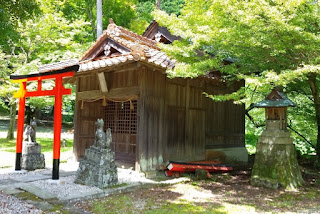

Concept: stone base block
[[251, 132, 304, 190], [75, 146, 118, 188], [23, 143, 41, 154], [21, 153, 45, 170]]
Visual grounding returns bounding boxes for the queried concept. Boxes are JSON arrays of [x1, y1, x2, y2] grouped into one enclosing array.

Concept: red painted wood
[[16, 82, 26, 154], [13, 70, 74, 177], [165, 161, 233, 177], [25, 88, 71, 97], [53, 77, 63, 160]]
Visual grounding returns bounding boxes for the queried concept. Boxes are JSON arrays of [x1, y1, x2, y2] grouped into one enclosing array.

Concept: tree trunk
[[6, 101, 17, 140], [308, 73, 320, 164], [156, 0, 161, 10], [85, 0, 96, 40]]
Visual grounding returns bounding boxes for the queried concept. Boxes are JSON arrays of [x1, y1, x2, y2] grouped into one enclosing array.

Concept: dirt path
[[77, 170, 320, 214]]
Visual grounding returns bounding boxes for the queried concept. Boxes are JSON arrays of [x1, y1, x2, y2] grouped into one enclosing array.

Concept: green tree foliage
[[154, 0, 320, 163], [0, 0, 187, 138], [60, 0, 137, 40], [132, 0, 185, 34], [0, 0, 91, 127], [0, 0, 40, 50]]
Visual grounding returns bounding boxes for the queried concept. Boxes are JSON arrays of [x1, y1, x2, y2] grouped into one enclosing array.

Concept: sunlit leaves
[[155, 0, 320, 152], [154, 0, 320, 95]]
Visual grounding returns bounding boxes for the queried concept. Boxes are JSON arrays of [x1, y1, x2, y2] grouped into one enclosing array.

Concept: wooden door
[[105, 100, 137, 163]]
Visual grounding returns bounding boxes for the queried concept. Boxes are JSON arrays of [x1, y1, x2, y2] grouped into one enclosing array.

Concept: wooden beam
[[97, 72, 108, 93], [77, 87, 140, 100]]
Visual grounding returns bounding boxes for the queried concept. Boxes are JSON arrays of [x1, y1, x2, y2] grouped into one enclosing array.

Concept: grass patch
[[0, 138, 73, 153], [17, 191, 43, 201], [79, 174, 320, 214], [0, 137, 74, 168], [91, 193, 228, 214], [110, 183, 128, 188], [0, 138, 16, 151]]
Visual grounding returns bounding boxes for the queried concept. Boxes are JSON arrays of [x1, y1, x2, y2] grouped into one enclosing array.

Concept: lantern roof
[[253, 88, 296, 108]]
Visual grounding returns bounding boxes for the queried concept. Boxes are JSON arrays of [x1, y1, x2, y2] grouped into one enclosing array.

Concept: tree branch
[[287, 124, 316, 149], [245, 109, 265, 128]]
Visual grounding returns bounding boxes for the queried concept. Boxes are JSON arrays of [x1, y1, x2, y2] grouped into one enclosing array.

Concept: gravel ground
[[28, 167, 152, 200], [0, 162, 157, 213], [0, 191, 43, 214]]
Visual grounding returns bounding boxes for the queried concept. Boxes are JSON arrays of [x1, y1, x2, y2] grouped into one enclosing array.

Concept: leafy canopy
[[155, 0, 320, 155], [0, 0, 40, 50], [154, 0, 320, 99]]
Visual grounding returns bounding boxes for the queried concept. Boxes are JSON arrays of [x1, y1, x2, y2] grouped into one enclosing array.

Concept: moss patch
[[16, 191, 43, 201], [251, 137, 303, 189]]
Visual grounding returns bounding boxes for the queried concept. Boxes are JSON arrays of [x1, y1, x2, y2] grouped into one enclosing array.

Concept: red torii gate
[[10, 62, 78, 180]]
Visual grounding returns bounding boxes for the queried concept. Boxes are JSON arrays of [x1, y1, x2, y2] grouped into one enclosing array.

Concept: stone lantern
[[250, 88, 304, 189]]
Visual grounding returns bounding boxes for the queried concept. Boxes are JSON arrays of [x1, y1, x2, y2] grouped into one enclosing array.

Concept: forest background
[[0, 0, 318, 165]]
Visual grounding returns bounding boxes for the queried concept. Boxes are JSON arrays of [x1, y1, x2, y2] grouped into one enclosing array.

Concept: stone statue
[[21, 120, 45, 170], [93, 119, 111, 149], [105, 128, 112, 149], [75, 118, 118, 188], [94, 118, 106, 148], [23, 120, 37, 144]]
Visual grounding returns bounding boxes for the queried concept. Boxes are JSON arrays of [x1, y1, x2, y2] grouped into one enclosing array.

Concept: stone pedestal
[[21, 143, 45, 170], [251, 121, 304, 189], [75, 146, 118, 188]]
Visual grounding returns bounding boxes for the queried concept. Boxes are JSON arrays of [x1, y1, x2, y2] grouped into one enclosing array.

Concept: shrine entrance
[[10, 62, 78, 180], [104, 100, 137, 164]]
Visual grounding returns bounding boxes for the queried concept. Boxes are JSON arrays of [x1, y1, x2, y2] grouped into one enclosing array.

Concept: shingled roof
[[253, 88, 296, 108], [78, 19, 175, 72]]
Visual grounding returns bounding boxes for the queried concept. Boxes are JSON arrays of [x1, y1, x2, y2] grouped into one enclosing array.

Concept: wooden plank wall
[[74, 66, 140, 160], [74, 65, 245, 171], [165, 78, 207, 162], [74, 100, 104, 158], [165, 79, 187, 162], [204, 82, 245, 149], [139, 70, 245, 171], [138, 67, 166, 172], [74, 74, 103, 159]]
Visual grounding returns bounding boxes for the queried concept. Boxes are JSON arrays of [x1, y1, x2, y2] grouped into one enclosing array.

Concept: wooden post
[[52, 77, 63, 179], [97, 0, 103, 39], [15, 82, 26, 170]]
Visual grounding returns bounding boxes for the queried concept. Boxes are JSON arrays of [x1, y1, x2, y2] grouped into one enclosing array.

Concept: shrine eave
[[253, 99, 296, 108], [9, 65, 79, 80]]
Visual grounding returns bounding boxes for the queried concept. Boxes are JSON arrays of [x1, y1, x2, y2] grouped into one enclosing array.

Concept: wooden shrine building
[[73, 20, 248, 172]]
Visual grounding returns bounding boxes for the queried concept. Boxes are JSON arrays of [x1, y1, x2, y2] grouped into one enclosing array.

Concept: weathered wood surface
[[77, 87, 139, 100], [73, 63, 245, 172], [74, 66, 140, 163]]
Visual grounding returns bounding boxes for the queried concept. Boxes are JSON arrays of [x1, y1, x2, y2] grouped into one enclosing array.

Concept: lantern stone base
[[75, 146, 118, 188], [250, 128, 304, 190], [21, 142, 45, 170]]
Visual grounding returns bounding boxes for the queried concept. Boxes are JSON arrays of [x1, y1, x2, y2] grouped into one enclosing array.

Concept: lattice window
[[104, 100, 137, 134]]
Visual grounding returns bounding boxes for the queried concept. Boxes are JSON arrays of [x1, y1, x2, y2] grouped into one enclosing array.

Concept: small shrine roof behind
[[78, 19, 175, 73]]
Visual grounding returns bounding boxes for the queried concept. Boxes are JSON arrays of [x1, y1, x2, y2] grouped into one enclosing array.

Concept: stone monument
[[75, 118, 118, 188], [250, 89, 304, 189], [21, 120, 45, 170]]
